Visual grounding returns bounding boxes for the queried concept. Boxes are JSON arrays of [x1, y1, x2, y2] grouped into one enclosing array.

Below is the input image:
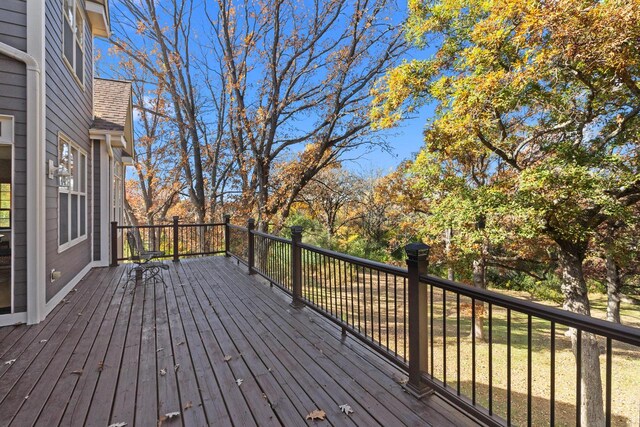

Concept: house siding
[[0, 0, 27, 52], [44, 0, 94, 301], [0, 54, 27, 312]]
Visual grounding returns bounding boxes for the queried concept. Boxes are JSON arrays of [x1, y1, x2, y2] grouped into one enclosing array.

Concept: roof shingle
[[92, 78, 132, 132]]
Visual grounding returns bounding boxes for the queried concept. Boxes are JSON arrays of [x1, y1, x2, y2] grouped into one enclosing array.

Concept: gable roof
[[92, 78, 131, 133], [89, 78, 133, 154]]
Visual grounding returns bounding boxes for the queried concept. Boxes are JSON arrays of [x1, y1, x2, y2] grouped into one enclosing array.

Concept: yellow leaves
[[370, 60, 436, 129]]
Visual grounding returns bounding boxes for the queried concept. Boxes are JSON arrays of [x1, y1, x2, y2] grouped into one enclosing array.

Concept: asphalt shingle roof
[[92, 78, 132, 132]]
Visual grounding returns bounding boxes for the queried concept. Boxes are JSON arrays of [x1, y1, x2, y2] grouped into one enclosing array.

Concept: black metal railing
[[252, 230, 292, 293], [110, 216, 640, 426], [298, 242, 409, 365], [224, 219, 640, 427], [226, 223, 249, 265], [110, 216, 225, 264]]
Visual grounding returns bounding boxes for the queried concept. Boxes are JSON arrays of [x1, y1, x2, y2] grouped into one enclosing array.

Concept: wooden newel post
[[173, 216, 180, 262], [110, 221, 118, 267], [405, 242, 433, 398], [223, 214, 231, 257], [290, 226, 304, 309], [247, 218, 255, 274]]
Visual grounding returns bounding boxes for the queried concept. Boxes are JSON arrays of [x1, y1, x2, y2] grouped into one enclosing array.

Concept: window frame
[[58, 134, 88, 252], [0, 183, 10, 229], [61, 0, 86, 88]]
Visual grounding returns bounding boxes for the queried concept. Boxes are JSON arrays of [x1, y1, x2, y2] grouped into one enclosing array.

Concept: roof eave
[[86, 0, 111, 38]]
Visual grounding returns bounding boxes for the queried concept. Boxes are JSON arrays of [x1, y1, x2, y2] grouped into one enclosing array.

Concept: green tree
[[373, 1, 640, 424]]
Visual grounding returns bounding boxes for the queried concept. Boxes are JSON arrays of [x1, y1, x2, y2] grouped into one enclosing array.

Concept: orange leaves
[[305, 409, 326, 421]]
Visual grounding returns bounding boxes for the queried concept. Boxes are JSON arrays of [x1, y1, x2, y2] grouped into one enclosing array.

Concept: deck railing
[[111, 217, 640, 427], [110, 216, 225, 264]]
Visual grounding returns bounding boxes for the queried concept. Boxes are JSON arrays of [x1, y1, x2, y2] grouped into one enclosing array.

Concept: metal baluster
[[457, 293, 461, 396], [605, 337, 612, 427], [576, 330, 582, 427], [527, 315, 532, 427], [472, 298, 476, 405], [489, 303, 493, 414], [507, 308, 512, 426], [551, 322, 556, 426], [443, 288, 447, 386]]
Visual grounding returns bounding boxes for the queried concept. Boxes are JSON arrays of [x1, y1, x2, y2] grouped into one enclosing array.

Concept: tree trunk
[[445, 227, 455, 281], [470, 257, 486, 341], [557, 244, 605, 427], [605, 252, 622, 324]]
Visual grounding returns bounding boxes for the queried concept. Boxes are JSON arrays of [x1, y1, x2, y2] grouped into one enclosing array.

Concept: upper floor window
[[63, 0, 85, 85], [58, 135, 88, 250]]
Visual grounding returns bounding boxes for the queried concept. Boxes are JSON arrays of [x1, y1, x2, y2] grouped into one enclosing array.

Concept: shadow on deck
[[0, 257, 480, 426]]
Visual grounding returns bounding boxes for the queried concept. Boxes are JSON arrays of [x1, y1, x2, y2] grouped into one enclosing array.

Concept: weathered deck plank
[[0, 257, 480, 427]]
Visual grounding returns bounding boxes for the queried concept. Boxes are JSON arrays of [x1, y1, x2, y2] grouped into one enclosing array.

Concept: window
[[62, 0, 84, 84], [0, 183, 9, 229], [58, 136, 87, 250]]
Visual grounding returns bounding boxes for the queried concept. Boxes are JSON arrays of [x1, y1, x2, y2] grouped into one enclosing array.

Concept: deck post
[[173, 216, 180, 262], [290, 226, 304, 309], [247, 218, 255, 274], [405, 242, 433, 398], [224, 214, 231, 257], [110, 221, 118, 267]]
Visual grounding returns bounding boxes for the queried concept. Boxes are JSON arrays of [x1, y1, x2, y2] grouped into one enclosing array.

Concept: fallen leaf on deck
[[98, 361, 104, 371], [160, 368, 167, 376], [4, 359, 16, 366], [183, 401, 193, 410], [39, 339, 47, 344], [108, 423, 127, 427], [71, 369, 83, 375], [72, 288, 78, 292], [223, 355, 232, 362], [236, 378, 243, 386], [77, 312, 83, 316], [156, 348, 164, 353], [306, 409, 326, 421], [158, 411, 181, 426], [177, 341, 185, 346], [24, 395, 29, 400], [339, 404, 353, 415], [174, 364, 180, 372]]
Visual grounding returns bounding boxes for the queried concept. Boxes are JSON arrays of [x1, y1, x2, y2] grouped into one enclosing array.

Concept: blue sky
[[95, 1, 431, 175]]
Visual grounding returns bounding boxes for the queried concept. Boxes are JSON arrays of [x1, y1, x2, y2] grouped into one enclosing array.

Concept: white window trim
[[61, 0, 86, 89], [58, 133, 88, 253], [0, 115, 15, 315]]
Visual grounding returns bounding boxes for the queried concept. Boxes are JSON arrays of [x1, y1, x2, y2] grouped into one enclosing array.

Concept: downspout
[[0, 2, 47, 324]]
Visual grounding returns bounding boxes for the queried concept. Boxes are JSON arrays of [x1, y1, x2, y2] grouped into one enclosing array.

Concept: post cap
[[247, 218, 255, 226], [223, 214, 230, 222], [290, 225, 303, 235], [405, 242, 430, 258]]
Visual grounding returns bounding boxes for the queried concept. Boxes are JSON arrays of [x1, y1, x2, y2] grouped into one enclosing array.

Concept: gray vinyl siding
[[93, 141, 101, 261], [0, 54, 27, 312], [0, 0, 27, 52], [45, 0, 94, 301]]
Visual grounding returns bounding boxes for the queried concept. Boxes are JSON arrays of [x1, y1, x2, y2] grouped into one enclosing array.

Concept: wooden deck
[[0, 257, 479, 426]]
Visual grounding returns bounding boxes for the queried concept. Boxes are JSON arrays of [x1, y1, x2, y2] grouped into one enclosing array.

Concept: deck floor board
[[0, 257, 480, 427]]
